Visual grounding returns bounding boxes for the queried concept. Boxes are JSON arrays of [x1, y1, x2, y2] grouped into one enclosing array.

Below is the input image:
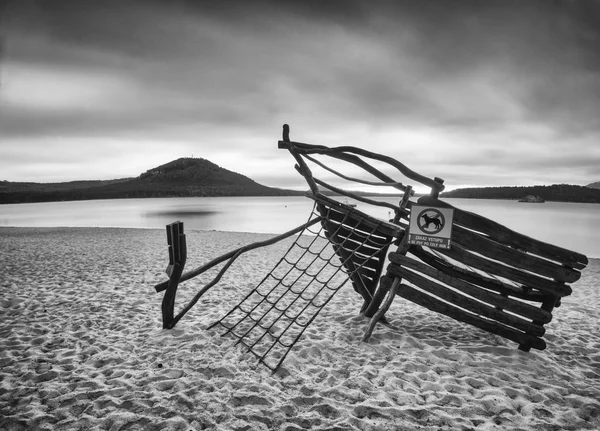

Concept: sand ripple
[[1, 227, 599, 430]]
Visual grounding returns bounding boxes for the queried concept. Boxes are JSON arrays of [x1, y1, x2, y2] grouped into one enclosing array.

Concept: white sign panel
[[408, 205, 455, 249]]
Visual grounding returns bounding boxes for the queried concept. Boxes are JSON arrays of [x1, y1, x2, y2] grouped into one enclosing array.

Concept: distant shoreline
[[440, 184, 600, 204], [2, 193, 600, 205]]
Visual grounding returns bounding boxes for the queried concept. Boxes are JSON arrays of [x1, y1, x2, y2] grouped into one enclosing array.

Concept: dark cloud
[[1, 0, 599, 188]]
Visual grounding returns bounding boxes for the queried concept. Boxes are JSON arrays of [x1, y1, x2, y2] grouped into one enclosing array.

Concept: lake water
[[0, 196, 598, 258]]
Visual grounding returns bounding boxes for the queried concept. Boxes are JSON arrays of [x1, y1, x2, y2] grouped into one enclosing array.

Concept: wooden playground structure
[[154, 125, 588, 371]]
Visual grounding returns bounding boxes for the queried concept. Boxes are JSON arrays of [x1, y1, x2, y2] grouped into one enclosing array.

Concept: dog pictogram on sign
[[417, 208, 445, 235], [408, 205, 454, 249]]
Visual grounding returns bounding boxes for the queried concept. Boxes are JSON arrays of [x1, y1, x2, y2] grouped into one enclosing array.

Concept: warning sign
[[408, 205, 455, 249]]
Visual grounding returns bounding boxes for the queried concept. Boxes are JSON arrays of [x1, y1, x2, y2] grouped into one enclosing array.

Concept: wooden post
[[362, 277, 400, 342], [283, 124, 290, 142], [162, 221, 187, 329], [363, 186, 412, 318], [362, 187, 413, 340], [362, 233, 409, 341], [430, 177, 445, 199]]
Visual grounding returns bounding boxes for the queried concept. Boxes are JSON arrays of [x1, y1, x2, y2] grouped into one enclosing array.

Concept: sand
[[1, 226, 599, 431]]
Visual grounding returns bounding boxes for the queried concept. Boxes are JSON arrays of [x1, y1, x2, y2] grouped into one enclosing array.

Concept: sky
[[1, 0, 600, 193]]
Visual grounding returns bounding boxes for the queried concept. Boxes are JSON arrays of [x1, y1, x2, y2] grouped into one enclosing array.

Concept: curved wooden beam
[[279, 139, 444, 192]]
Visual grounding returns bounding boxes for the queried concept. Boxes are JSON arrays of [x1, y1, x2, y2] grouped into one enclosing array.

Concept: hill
[[441, 184, 600, 203], [0, 158, 303, 204], [587, 181, 600, 190]]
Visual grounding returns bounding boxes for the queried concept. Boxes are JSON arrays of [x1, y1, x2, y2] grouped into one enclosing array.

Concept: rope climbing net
[[209, 201, 397, 371]]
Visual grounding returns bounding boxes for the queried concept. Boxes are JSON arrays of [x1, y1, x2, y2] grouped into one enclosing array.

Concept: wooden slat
[[318, 214, 373, 307], [357, 273, 377, 288], [312, 176, 402, 213], [452, 225, 581, 283], [314, 199, 400, 238], [166, 221, 184, 265], [351, 256, 382, 273], [327, 223, 391, 247], [346, 230, 391, 249], [357, 259, 384, 275], [336, 242, 372, 302], [416, 197, 588, 269], [435, 243, 572, 297], [323, 211, 391, 241], [395, 284, 546, 350], [166, 224, 174, 265], [322, 238, 383, 274], [323, 230, 389, 272], [409, 246, 548, 302], [390, 264, 545, 336], [331, 233, 387, 258], [388, 253, 552, 323]]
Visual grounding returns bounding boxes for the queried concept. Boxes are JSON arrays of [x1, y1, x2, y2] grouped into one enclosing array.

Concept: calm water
[[0, 196, 598, 258]]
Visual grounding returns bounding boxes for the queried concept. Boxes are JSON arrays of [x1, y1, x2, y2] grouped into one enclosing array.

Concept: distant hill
[[0, 179, 133, 193], [587, 181, 600, 190], [0, 158, 303, 204], [441, 184, 600, 203]]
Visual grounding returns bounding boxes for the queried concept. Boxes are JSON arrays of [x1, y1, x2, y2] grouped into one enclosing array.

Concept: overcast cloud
[[1, 0, 599, 192]]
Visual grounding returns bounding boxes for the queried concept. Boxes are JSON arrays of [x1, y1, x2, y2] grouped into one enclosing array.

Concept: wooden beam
[[409, 246, 547, 302], [155, 217, 323, 293], [278, 139, 444, 193], [388, 253, 552, 323], [434, 243, 572, 297], [415, 197, 588, 269], [452, 225, 581, 283], [395, 283, 546, 350], [388, 263, 546, 336]]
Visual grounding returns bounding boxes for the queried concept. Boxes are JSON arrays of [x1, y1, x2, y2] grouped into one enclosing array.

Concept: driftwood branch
[[304, 154, 409, 191], [311, 193, 404, 238], [155, 217, 323, 293], [170, 247, 243, 328], [279, 140, 444, 193], [362, 276, 399, 342]]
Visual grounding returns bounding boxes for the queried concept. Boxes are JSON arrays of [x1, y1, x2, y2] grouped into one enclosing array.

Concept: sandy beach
[[1, 226, 599, 431]]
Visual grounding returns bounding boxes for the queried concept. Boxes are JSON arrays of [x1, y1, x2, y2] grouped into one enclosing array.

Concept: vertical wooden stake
[[162, 221, 187, 329]]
